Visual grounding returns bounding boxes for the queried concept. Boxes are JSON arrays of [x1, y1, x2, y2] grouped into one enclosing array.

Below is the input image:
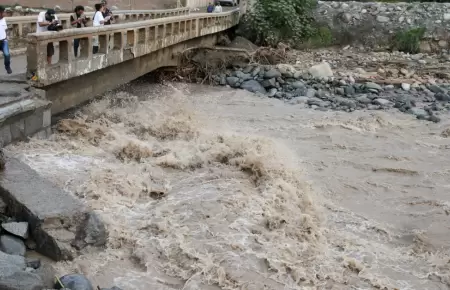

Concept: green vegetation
[[305, 26, 333, 47], [243, 0, 317, 46], [392, 27, 426, 54]]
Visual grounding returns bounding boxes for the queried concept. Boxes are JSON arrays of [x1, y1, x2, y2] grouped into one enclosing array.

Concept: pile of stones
[[0, 198, 121, 290], [212, 62, 450, 122]]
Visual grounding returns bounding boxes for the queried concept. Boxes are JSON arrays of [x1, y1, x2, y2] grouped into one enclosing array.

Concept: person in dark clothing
[[207, 2, 214, 13], [70, 6, 87, 57], [101, 0, 113, 25]]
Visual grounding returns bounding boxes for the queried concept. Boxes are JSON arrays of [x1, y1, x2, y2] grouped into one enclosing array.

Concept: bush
[[392, 27, 426, 54], [244, 0, 317, 46]]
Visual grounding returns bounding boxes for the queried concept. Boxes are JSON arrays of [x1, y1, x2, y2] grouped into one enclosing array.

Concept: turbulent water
[[7, 80, 450, 289]]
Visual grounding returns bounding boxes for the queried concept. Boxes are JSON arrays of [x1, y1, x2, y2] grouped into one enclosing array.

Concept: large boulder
[[240, 80, 267, 94], [308, 62, 333, 79], [0, 234, 27, 256], [0, 250, 45, 290], [55, 274, 94, 290]]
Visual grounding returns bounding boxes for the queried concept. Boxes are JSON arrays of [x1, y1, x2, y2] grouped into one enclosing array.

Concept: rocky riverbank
[[199, 45, 450, 122]]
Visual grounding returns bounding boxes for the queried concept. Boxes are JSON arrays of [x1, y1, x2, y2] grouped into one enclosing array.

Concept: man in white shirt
[[214, 2, 223, 13], [37, 9, 58, 65], [0, 6, 12, 74]]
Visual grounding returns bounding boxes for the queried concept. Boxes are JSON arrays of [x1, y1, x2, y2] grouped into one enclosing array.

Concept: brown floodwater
[[7, 81, 450, 289]]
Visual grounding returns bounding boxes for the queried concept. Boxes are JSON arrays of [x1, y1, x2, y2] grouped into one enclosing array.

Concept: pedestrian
[[37, 9, 58, 65], [214, 2, 223, 13], [101, 0, 113, 25], [0, 6, 12, 74], [71, 5, 87, 57], [207, 2, 214, 13], [92, 3, 110, 54]]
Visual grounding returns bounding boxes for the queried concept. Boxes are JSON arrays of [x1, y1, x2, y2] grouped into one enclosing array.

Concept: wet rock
[[428, 114, 441, 123], [0, 271, 44, 290], [264, 69, 281, 79], [2, 222, 29, 239], [251, 66, 261, 77], [365, 82, 383, 92], [307, 97, 327, 107], [373, 98, 392, 106], [427, 84, 446, 94], [357, 95, 372, 104], [76, 212, 108, 248], [260, 78, 276, 88], [26, 258, 41, 269], [268, 88, 277, 97], [240, 80, 267, 94], [308, 62, 333, 79], [292, 81, 306, 89], [306, 88, 316, 98], [55, 274, 94, 290], [0, 198, 6, 214], [0, 234, 26, 256], [235, 71, 252, 81], [344, 85, 356, 96], [409, 108, 427, 119], [226, 77, 239, 88], [434, 92, 450, 101]]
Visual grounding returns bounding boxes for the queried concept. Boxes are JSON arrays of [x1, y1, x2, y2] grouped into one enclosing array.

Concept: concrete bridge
[[0, 7, 243, 147]]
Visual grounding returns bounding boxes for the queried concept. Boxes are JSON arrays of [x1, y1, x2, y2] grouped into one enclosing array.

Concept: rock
[[0, 250, 25, 275], [344, 85, 356, 96], [385, 85, 395, 91], [268, 88, 277, 97], [2, 222, 29, 239], [240, 80, 267, 94], [0, 198, 6, 214], [55, 274, 94, 290], [401, 83, 411, 91], [428, 84, 446, 94], [264, 69, 281, 79], [373, 98, 392, 106], [409, 108, 427, 119], [356, 95, 371, 104], [306, 88, 316, 98], [226, 77, 240, 88], [336, 87, 345, 96], [365, 82, 383, 91], [293, 87, 307, 97], [308, 62, 333, 79], [292, 81, 305, 89], [428, 115, 441, 123], [376, 16, 390, 23], [0, 270, 44, 290], [75, 212, 108, 249], [435, 92, 450, 101], [0, 235, 26, 256], [25, 238, 36, 250], [26, 258, 41, 269], [235, 71, 252, 81], [251, 66, 261, 77], [34, 263, 56, 288], [276, 64, 296, 77], [260, 78, 276, 88], [100, 287, 124, 290], [295, 96, 309, 104], [307, 97, 327, 107], [293, 71, 303, 79]]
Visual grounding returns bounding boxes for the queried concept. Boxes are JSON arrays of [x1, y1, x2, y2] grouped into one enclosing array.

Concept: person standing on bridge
[[214, 2, 223, 13], [0, 6, 12, 74], [101, 0, 114, 25], [207, 3, 214, 13], [92, 3, 111, 54], [37, 9, 58, 65], [71, 6, 88, 57]]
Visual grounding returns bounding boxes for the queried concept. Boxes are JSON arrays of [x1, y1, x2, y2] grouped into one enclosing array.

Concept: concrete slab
[[0, 157, 107, 261]]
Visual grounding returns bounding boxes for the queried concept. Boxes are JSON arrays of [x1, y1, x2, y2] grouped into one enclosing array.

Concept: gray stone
[[0, 235, 26, 256], [240, 80, 267, 94], [295, 96, 310, 104], [0, 270, 44, 290], [373, 98, 392, 106], [0, 198, 6, 214], [428, 84, 446, 94], [293, 87, 307, 96], [264, 69, 282, 79], [226, 77, 240, 88], [260, 78, 276, 88], [77, 212, 108, 248], [306, 88, 317, 98], [235, 71, 252, 81], [2, 222, 29, 239], [268, 88, 277, 97], [56, 274, 94, 290], [357, 95, 372, 104], [292, 81, 306, 89], [365, 82, 383, 91], [376, 15, 390, 22], [409, 108, 427, 118], [435, 92, 450, 101], [0, 250, 26, 276], [308, 62, 333, 79], [26, 258, 41, 269], [307, 97, 327, 107], [251, 66, 261, 77], [344, 85, 356, 96], [401, 83, 411, 91], [336, 87, 345, 95], [101, 287, 124, 290]]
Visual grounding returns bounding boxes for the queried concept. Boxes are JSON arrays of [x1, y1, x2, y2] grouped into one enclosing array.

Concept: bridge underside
[[41, 33, 221, 114]]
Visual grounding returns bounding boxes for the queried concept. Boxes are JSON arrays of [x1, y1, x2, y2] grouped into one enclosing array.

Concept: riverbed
[[7, 81, 450, 289]]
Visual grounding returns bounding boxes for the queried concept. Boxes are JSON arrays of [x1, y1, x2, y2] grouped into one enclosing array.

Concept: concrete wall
[[316, 1, 450, 51]]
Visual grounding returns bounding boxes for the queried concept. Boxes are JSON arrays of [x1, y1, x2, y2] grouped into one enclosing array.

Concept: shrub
[[244, 0, 317, 46], [392, 27, 426, 54]]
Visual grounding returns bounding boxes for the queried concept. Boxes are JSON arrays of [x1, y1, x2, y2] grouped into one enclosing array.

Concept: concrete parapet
[[0, 157, 107, 261], [27, 10, 240, 87], [5, 8, 190, 49]]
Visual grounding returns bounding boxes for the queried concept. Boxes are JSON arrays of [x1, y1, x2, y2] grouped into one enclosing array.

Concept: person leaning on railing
[[92, 3, 111, 54], [71, 5, 88, 57], [37, 9, 58, 65]]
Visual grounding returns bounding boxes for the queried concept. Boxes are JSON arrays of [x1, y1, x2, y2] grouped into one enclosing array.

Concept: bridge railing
[[6, 8, 190, 49], [27, 10, 240, 87]]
